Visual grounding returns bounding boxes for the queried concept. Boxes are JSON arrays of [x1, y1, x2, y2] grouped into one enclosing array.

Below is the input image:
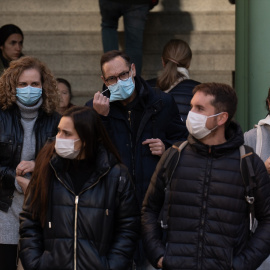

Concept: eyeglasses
[[104, 67, 131, 85]]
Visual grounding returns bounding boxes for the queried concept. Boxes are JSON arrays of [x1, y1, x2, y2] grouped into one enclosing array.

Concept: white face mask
[[186, 111, 223, 139], [55, 138, 81, 159]]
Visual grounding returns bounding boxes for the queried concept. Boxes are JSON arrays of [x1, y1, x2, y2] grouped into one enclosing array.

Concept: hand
[[16, 176, 30, 194], [142, 138, 165, 156], [265, 156, 270, 174], [157, 256, 163, 268], [16, 160, 35, 176], [93, 91, 110, 116]]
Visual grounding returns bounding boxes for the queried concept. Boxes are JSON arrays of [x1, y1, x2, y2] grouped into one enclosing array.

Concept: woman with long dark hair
[[19, 106, 140, 270], [0, 24, 24, 75]]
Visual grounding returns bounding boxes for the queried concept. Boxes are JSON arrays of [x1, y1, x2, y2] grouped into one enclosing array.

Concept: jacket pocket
[[0, 134, 14, 164]]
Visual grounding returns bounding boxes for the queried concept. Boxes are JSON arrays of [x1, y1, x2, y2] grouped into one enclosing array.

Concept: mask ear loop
[[207, 112, 224, 132]]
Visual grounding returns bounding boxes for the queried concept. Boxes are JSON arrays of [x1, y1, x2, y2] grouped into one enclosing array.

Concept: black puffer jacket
[[0, 106, 60, 212], [142, 122, 270, 270], [19, 146, 140, 270]]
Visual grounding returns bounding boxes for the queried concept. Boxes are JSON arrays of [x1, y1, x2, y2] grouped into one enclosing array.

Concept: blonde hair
[[0, 56, 59, 113], [157, 39, 192, 91]]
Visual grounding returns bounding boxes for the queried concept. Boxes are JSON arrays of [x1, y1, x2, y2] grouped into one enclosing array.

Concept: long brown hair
[[26, 106, 121, 226], [156, 39, 192, 91], [0, 56, 59, 113]]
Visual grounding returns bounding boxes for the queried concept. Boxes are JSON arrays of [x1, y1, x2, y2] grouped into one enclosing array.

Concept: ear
[[131, 63, 136, 77], [217, 112, 229, 126], [101, 75, 108, 87]]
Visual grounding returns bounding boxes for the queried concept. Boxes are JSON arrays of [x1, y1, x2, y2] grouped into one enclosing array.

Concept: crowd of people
[[0, 19, 270, 270]]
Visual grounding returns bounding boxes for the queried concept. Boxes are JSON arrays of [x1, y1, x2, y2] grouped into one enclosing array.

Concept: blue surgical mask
[[16, 85, 42, 106], [108, 74, 135, 102]]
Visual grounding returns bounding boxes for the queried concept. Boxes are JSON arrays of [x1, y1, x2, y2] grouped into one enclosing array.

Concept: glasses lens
[[107, 77, 117, 85], [119, 71, 130, 81]]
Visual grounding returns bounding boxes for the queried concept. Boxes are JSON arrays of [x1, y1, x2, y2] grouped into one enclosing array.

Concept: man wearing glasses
[[86, 50, 186, 270]]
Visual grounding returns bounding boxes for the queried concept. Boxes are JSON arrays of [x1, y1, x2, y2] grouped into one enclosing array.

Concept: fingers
[[16, 161, 35, 176], [142, 138, 159, 145], [93, 91, 110, 116], [142, 138, 165, 156]]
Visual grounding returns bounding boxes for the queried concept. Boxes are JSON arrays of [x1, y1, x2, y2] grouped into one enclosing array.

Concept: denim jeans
[[99, 0, 150, 75]]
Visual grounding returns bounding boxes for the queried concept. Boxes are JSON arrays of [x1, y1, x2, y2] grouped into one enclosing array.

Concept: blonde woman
[[148, 39, 200, 124], [0, 56, 60, 270]]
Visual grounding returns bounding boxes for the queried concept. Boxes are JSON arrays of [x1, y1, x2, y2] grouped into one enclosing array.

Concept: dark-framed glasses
[[104, 67, 131, 85]]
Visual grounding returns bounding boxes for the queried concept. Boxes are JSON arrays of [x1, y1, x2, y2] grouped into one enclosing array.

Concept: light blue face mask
[[108, 74, 135, 102], [16, 85, 42, 106]]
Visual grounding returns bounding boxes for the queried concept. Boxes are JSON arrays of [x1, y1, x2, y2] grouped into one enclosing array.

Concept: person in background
[[147, 39, 200, 125], [142, 83, 270, 270], [0, 56, 60, 270], [86, 50, 186, 270], [98, 0, 153, 75], [0, 24, 24, 76], [244, 88, 270, 270], [19, 106, 140, 270], [56, 78, 74, 115]]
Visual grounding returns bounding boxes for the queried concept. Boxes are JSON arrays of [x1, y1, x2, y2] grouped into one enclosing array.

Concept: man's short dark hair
[[100, 50, 131, 75], [193, 83, 238, 125]]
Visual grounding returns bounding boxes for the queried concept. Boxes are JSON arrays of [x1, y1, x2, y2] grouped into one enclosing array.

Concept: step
[[0, 11, 235, 32], [25, 50, 234, 73], [22, 31, 235, 52], [143, 51, 235, 72], [152, 0, 235, 12], [1, 0, 234, 13]]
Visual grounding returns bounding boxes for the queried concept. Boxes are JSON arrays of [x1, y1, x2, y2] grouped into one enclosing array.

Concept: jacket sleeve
[[243, 128, 257, 153], [107, 164, 141, 270], [233, 154, 270, 270], [19, 192, 44, 270], [141, 148, 171, 268], [163, 95, 188, 148]]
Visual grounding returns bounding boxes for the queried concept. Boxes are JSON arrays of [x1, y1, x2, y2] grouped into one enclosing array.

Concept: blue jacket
[[147, 78, 200, 123], [86, 76, 187, 205]]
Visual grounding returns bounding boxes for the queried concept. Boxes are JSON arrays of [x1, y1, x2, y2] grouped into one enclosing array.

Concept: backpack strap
[[158, 141, 188, 229], [240, 145, 257, 233]]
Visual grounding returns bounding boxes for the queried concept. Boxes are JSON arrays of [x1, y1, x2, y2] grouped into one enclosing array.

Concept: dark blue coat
[[86, 76, 187, 205], [147, 78, 200, 123]]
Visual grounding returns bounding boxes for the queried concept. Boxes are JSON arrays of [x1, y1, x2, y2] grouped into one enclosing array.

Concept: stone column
[[235, 0, 270, 131]]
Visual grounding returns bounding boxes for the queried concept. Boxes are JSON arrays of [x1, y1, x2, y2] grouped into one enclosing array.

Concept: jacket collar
[[50, 144, 117, 192], [188, 121, 244, 158]]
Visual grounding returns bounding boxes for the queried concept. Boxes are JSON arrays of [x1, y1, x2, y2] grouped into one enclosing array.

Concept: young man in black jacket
[[86, 50, 186, 270], [142, 82, 270, 270]]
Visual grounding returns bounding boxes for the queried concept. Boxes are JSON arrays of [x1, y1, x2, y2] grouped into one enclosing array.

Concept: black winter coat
[[146, 78, 200, 122], [142, 122, 270, 270], [86, 76, 187, 206], [0, 106, 60, 212], [19, 146, 140, 270]]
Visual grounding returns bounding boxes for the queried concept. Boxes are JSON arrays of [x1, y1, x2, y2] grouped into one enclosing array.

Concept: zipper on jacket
[[50, 161, 111, 270], [128, 110, 131, 125], [74, 195, 79, 270], [127, 110, 136, 179]]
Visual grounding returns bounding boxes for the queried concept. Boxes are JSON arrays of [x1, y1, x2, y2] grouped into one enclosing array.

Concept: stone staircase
[[0, 0, 235, 105]]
